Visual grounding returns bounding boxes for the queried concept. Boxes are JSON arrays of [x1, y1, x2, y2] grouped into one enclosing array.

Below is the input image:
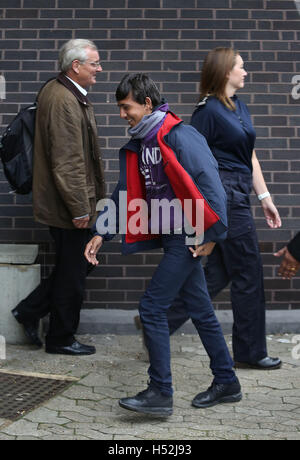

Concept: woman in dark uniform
[[167, 47, 282, 370]]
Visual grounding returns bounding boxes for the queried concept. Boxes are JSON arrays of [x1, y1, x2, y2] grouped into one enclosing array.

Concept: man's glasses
[[85, 61, 102, 69]]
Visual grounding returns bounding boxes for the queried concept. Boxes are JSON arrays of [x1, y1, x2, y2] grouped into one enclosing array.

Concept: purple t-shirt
[[139, 114, 183, 234]]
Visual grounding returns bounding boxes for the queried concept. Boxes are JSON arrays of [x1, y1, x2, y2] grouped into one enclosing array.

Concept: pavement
[[0, 310, 300, 441]]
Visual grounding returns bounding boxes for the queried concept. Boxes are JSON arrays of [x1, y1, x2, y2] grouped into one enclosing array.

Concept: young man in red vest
[[85, 74, 242, 416]]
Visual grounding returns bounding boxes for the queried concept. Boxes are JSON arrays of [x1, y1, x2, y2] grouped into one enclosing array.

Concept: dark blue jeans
[[139, 233, 237, 396]]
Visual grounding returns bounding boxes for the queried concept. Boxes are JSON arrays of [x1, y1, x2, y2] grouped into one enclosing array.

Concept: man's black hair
[[115, 73, 161, 108]]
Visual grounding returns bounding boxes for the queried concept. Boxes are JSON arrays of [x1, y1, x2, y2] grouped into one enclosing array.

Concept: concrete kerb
[[74, 309, 300, 335]]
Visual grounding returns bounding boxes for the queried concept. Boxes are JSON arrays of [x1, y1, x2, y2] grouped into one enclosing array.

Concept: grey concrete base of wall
[[0, 263, 41, 345], [72, 309, 300, 336]]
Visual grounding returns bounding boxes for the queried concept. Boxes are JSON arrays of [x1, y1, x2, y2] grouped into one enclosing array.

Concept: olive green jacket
[[33, 73, 105, 229]]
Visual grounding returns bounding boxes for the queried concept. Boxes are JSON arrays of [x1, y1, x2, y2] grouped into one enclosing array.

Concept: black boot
[[12, 308, 43, 348], [192, 379, 242, 408], [119, 385, 173, 416]]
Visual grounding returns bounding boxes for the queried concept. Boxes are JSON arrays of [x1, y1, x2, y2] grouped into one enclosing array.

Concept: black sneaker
[[192, 379, 242, 408], [119, 385, 173, 416]]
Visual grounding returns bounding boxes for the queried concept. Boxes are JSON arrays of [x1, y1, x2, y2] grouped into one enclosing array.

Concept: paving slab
[[0, 332, 299, 441]]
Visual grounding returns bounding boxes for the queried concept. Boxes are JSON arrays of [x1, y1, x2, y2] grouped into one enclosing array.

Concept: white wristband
[[257, 191, 270, 201]]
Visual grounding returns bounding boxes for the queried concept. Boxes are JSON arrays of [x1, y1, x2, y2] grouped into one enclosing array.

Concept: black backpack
[[0, 78, 54, 194]]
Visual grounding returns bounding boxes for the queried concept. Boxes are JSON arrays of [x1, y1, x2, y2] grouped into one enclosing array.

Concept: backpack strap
[[35, 77, 57, 103]]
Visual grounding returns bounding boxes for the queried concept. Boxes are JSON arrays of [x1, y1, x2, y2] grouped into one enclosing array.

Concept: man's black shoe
[[119, 386, 173, 416], [192, 380, 242, 408], [11, 309, 43, 348], [45, 340, 96, 356], [235, 356, 282, 370]]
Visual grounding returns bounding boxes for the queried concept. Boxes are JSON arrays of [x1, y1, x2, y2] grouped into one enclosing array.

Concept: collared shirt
[[191, 95, 256, 173], [65, 75, 88, 96]]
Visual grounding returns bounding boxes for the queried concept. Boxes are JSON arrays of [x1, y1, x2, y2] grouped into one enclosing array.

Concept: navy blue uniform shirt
[[190, 95, 256, 173]]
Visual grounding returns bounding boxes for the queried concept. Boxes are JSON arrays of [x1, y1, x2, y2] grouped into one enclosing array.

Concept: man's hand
[[189, 241, 216, 258], [72, 215, 90, 229], [274, 246, 300, 279], [84, 235, 103, 265]]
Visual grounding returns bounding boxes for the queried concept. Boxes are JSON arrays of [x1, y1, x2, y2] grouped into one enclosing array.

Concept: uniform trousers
[[139, 233, 237, 396], [167, 170, 268, 364]]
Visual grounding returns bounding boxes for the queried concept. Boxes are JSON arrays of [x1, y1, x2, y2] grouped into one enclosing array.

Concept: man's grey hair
[[58, 39, 98, 72]]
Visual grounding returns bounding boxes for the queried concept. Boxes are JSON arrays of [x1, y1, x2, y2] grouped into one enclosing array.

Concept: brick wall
[[0, 0, 300, 311]]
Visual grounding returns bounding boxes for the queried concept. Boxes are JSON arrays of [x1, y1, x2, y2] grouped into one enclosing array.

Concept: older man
[[12, 39, 105, 355]]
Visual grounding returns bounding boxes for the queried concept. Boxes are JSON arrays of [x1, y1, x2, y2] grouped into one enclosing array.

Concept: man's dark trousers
[[139, 233, 237, 397], [15, 226, 93, 347]]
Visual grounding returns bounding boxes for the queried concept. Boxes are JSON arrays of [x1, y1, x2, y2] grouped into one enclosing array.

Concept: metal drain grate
[[0, 371, 74, 420]]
